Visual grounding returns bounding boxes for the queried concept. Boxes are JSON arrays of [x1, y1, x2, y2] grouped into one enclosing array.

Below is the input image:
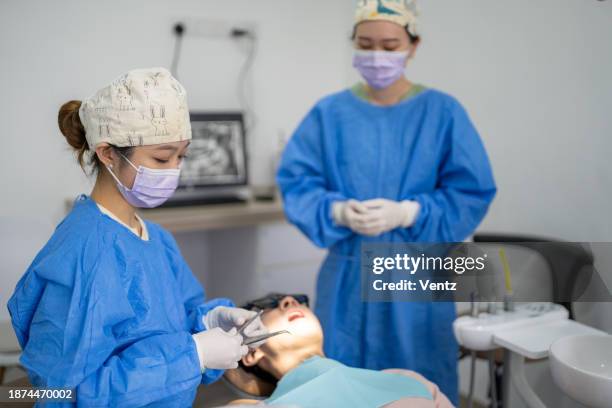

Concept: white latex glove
[[358, 198, 421, 236], [332, 199, 377, 234], [192, 327, 248, 370], [204, 306, 268, 347]]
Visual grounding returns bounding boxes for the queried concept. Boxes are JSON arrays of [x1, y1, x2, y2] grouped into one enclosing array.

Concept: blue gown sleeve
[[161, 228, 235, 384], [408, 101, 497, 242], [277, 106, 353, 248], [14, 252, 203, 407]]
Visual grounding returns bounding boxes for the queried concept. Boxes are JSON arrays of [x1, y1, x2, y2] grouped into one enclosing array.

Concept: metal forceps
[[238, 310, 291, 346]]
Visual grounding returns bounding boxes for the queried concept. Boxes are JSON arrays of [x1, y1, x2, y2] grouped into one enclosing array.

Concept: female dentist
[[277, 0, 496, 403], [8, 68, 266, 407]]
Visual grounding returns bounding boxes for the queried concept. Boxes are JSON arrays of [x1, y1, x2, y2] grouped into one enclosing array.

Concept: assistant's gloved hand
[[192, 327, 248, 370], [358, 198, 421, 236], [204, 306, 268, 348], [332, 200, 378, 235]]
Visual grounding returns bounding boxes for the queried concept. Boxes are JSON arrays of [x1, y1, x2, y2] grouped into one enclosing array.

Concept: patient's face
[[237, 295, 324, 380], [258, 296, 323, 355]]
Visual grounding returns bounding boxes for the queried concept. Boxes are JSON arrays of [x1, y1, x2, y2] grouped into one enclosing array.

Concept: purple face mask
[[107, 154, 180, 208], [353, 50, 410, 90]]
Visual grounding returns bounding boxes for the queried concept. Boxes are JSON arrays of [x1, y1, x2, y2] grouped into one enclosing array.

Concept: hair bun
[[59, 100, 91, 169], [58, 100, 86, 150]]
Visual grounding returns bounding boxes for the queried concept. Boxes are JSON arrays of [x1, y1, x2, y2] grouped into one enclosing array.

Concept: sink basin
[[549, 334, 612, 408]]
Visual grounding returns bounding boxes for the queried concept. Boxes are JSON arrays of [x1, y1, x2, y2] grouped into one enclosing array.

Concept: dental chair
[[462, 233, 596, 407], [0, 216, 53, 385]]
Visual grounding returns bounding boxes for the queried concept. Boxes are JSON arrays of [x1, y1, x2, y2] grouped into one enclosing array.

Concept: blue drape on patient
[[266, 356, 432, 407], [8, 196, 232, 407], [277, 89, 497, 403]]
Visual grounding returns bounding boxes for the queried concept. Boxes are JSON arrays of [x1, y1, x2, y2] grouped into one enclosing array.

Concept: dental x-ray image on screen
[[180, 112, 247, 187]]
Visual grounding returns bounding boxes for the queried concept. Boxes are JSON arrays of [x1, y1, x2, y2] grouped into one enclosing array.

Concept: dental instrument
[[238, 310, 264, 337], [238, 310, 291, 346], [243, 330, 291, 346]]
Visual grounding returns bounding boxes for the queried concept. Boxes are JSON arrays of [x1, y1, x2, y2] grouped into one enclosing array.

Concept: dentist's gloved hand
[[358, 199, 421, 236], [204, 306, 268, 347], [192, 327, 248, 370]]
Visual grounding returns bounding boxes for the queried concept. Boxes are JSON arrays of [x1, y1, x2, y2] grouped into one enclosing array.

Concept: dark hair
[[238, 361, 278, 387], [58, 100, 133, 175], [351, 24, 420, 44], [58, 100, 88, 169]]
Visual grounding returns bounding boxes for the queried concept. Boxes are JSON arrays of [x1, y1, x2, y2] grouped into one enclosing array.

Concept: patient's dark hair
[[238, 361, 278, 386]]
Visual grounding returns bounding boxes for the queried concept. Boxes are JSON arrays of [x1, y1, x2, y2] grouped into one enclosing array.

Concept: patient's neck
[[265, 345, 325, 379], [225, 345, 325, 397]]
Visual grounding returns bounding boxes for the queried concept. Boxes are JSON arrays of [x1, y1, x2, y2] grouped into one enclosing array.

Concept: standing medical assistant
[[277, 1, 496, 403]]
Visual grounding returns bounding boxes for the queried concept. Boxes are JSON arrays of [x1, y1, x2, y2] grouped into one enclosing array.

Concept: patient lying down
[[220, 294, 454, 408]]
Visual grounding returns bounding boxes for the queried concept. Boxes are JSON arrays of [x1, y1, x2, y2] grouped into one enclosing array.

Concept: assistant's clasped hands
[[192, 306, 268, 371], [333, 199, 420, 236]]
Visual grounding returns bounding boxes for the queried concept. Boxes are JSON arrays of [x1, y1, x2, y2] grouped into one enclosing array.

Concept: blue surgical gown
[[8, 195, 232, 407], [277, 88, 497, 404]]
